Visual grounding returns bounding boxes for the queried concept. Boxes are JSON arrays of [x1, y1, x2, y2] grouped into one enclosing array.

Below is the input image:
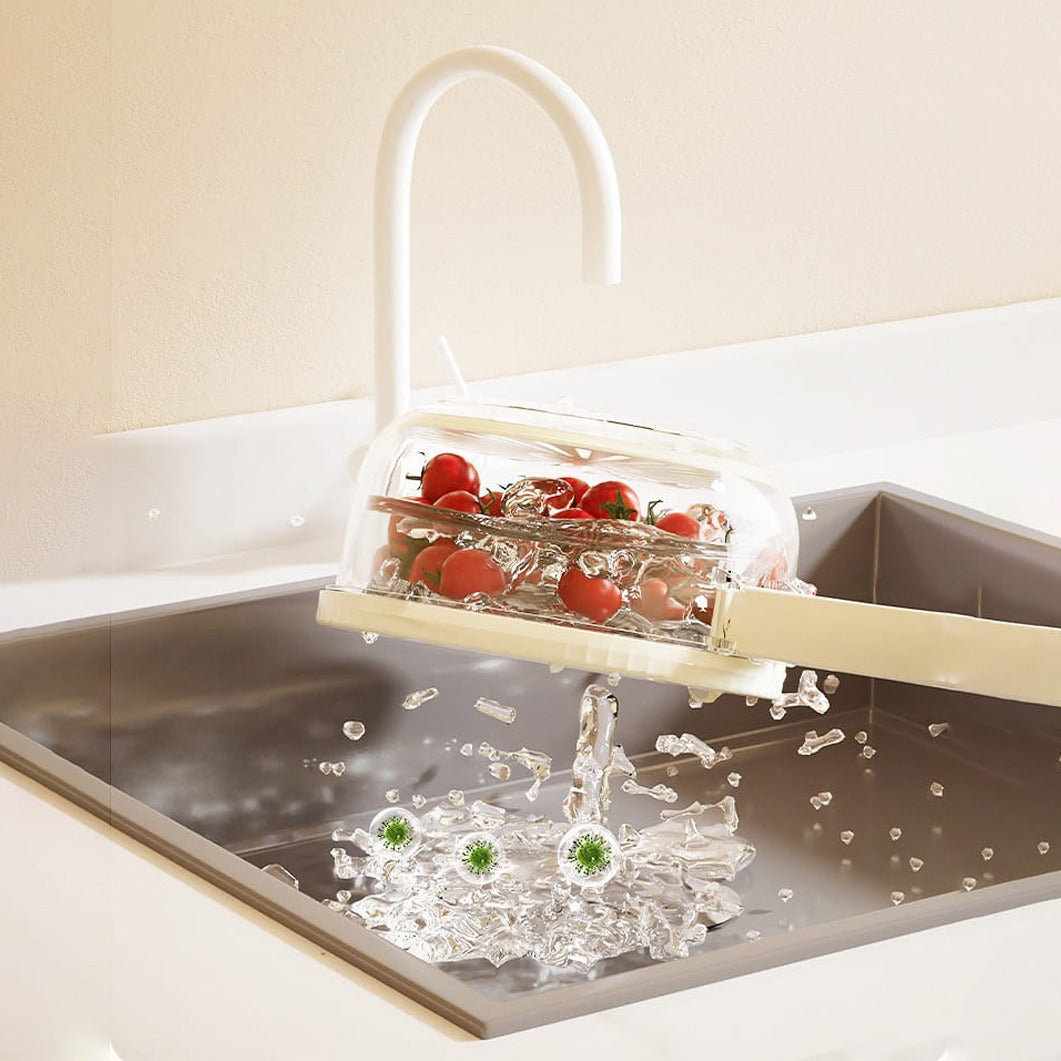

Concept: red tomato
[[479, 489, 504, 516], [632, 578, 686, 621], [438, 549, 507, 600], [418, 453, 480, 503], [580, 481, 641, 521], [550, 507, 593, 520], [691, 593, 716, 625], [560, 477, 589, 504], [656, 512, 702, 540], [434, 490, 483, 514], [409, 540, 459, 590], [557, 569, 622, 623]]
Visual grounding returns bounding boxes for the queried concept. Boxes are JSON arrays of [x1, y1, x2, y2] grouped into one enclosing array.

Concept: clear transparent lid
[[319, 402, 801, 696]]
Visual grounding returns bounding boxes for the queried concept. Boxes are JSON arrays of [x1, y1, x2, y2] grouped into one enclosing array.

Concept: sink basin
[[1, 484, 1059, 1037]]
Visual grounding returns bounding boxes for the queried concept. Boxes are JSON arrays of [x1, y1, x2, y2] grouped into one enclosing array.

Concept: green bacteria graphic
[[455, 831, 505, 884], [368, 808, 421, 859], [558, 823, 621, 887]]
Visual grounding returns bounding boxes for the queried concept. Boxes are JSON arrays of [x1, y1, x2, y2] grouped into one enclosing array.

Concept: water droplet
[[665, 764, 679, 777], [336, 889, 352, 903], [726, 772, 741, 788], [889, 827, 903, 841], [745, 695, 759, 707], [744, 929, 762, 941], [909, 856, 924, 872], [1037, 841, 1050, 855], [927, 722, 950, 737], [448, 789, 465, 807], [318, 762, 332, 775], [890, 891, 905, 906], [798, 728, 845, 755], [548, 662, 565, 674], [777, 887, 793, 903], [861, 745, 876, 759], [606, 672, 622, 687], [769, 704, 786, 721], [385, 788, 399, 803], [146, 507, 161, 521], [688, 694, 704, 709], [475, 697, 517, 725], [411, 794, 427, 808], [488, 762, 511, 781], [961, 877, 977, 892], [840, 830, 854, 845], [930, 781, 945, 797], [801, 506, 817, 522], [459, 742, 474, 757], [360, 630, 379, 645], [262, 863, 299, 889], [402, 687, 439, 710], [342, 720, 365, 741], [289, 514, 306, 528], [822, 674, 840, 695], [931, 824, 944, 837], [809, 795, 823, 810], [981, 847, 994, 861], [854, 730, 868, 745]]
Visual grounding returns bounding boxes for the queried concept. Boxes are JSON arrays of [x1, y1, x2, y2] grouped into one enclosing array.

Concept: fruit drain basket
[[317, 402, 803, 699]]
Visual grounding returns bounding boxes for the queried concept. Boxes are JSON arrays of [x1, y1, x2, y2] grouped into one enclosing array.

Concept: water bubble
[[801, 506, 817, 522], [459, 742, 474, 757], [927, 722, 950, 737], [342, 720, 366, 741], [454, 831, 506, 885], [360, 631, 379, 645], [909, 857, 924, 872], [840, 830, 854, 845], [475, 697, 517, 725], [606, 672, 622, 687], [861, 745, 876, 760], [961, 877, 977, 892], [1038, 841, 1050, 855], [930, 781, 945, 798], [488, 762, 511, 781], [448, 789, 465, 807], [402, 687, 439, 710], [822, 674, 840, 695], [557, 823, 620, 887], [368, 808, 421, 859], [890, 891, 905, 906], [889, 827, 903, 841], [854, 730, 868, 745], [411, 794, 427, 808], [384, 788, 400, 803], [727, 772, 742, 788], [798, 728, 845, 756], [981, 847, 994, 861], [289, 514, 306, 528], [777, 887, 793, 903]]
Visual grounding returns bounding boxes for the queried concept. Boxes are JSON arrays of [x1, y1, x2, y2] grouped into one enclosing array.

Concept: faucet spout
[[374, 46, 622, 430]]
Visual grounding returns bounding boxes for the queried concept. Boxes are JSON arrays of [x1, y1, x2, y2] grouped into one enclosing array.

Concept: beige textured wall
[[3, 1, 1060, 576]]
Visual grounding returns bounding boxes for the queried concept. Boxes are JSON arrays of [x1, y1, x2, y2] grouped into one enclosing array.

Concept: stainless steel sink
[[1, 484, 1059, 1037]]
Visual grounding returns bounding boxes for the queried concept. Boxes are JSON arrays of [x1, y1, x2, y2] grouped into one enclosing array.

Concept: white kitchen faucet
[[373, 46, 622, 430]]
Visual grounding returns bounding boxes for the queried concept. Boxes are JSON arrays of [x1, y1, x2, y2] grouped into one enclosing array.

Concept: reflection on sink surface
[[1, 485, 1059, 1037]]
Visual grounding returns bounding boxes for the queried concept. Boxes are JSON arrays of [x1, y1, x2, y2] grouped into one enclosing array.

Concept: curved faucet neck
[[373, 46, 622, 431]]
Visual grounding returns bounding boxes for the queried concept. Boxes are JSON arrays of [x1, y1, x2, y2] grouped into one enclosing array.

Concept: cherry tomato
[[580, 481, 641, 521], [390, 496, 426, 547], [479, 489, 504, 516], [656, 511, 702, 539], [691, 593, 716, 625], [550, 507, 593, 520], [409, 540, 459, 590], [438, 549, 507, 600], [418, 453, 480, 503], [560, 477, 589, 504], [557, 569, 622, 623], [434, 490, 483, 514], [631, 578, 686, 621]]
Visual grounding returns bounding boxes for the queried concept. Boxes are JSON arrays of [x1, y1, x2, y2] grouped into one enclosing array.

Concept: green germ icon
[[557, 822, 621, 887], [455, 831, 505, 884], [368, 808, 421, 859]]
